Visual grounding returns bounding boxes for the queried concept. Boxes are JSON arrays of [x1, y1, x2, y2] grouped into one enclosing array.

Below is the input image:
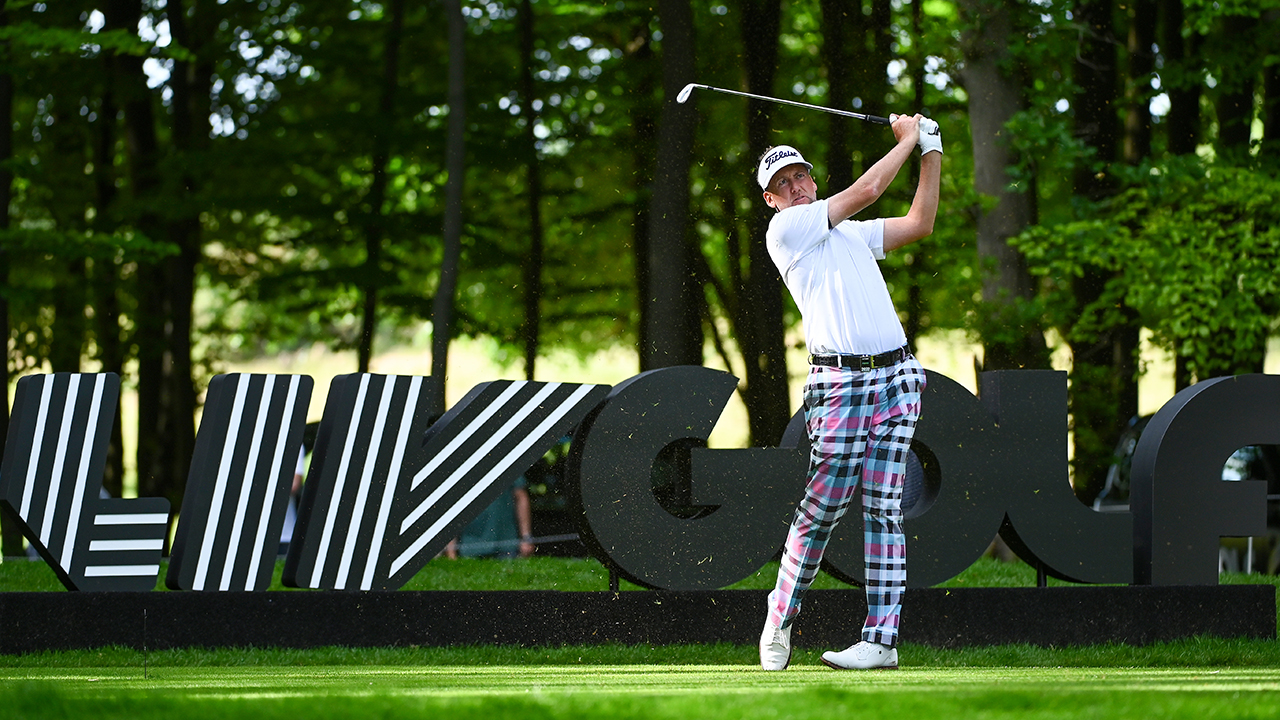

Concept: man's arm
[[883, 150, 941, 252], [826, 114, 921, 228]]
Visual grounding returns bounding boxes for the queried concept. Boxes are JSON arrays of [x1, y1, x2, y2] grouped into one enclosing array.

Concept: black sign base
[[1, 586, 1272, 655]]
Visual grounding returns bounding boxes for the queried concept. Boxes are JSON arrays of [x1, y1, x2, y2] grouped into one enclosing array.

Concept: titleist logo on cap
[[757, 145, 812, 190], [764, 148, 799, 169]]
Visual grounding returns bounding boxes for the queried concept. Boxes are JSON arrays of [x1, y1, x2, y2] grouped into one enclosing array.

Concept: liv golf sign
[[2, 367, 1278, 593]]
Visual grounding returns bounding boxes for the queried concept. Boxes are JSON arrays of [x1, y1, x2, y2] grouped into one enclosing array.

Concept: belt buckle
[[859, 355, 872, 371]]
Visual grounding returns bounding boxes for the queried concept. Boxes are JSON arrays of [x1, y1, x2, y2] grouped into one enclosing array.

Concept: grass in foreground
[[5, 554, 1280, 719], [4, 636, 1280, 670], [5, 663, 1280, 720]]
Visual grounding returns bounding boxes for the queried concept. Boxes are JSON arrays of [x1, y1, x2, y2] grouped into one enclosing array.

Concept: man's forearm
[[884, 152, 941, 252], [911, 151, 941, 226]]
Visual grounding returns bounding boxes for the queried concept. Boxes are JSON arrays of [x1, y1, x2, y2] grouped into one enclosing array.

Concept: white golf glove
[[919, 117, 942, 155]]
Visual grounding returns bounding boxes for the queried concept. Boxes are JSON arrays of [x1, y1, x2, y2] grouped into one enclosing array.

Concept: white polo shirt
[[765, 198, 907, 356]]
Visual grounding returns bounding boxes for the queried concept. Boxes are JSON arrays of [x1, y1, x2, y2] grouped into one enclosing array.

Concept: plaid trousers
[[767, 356, 925, 647]]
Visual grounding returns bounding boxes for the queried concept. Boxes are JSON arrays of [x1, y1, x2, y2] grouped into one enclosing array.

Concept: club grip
[[866, 114, 891, 126]]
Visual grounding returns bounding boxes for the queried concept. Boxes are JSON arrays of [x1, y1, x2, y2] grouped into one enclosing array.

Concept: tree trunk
[[92, 76, 125, 497], [50, 261, 87, 372], [430, 0, 467, 415], [1072, 0, 1119, 199], [49, 106, 87, 374], [959, 0, 1047, 371], [1067, 0, 1136, 502], [1123, 0, 1156, 165], [519, 0, 544, 381], [821, 0, 854, 191], [91, 259, 127, 497], [1161, 0, 1199, 158], [0, 9, 20, 555], [358, 0, 407, 373], [161, 0, 223, 512], [1206, 13, 1263, 375], [1110, 0, 1156, 435], [735, 0, 789, 447], [107, 0, 171, 509], [840, 0, 893, 177], [903, 0, 928, 346], [625, 25, 657, 374], [1214, 15, 1255, 157], [1264, 11, 1280, 164], [642, 0, 700, 369]]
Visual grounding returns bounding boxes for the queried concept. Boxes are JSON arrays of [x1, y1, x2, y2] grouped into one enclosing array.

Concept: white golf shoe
[[820, 641, 898, 670], [759, 621, 792, 671]]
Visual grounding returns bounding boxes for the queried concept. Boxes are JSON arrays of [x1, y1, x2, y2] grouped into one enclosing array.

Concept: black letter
[[568, 366, 807, 590], [1131, 374, 1278, 585]]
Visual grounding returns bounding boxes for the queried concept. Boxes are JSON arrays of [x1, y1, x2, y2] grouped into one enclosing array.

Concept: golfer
[[758, 113, 941, 670]]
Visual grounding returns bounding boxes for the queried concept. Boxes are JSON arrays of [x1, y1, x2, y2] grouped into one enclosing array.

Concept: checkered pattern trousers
[[767, 356, 925, 647]]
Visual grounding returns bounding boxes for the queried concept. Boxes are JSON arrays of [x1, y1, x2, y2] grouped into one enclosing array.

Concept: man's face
[[763, 163, 817, 211]]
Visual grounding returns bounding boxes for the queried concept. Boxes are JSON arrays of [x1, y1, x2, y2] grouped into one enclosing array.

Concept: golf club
[[676, 83, 890, 126]]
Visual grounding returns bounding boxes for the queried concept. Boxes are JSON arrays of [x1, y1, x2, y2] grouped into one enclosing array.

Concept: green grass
[[5, 636, 1280, 670], [4, 664, 1280, 720], [5, 557, 1280, 718], [0, 554, 850, 593], [0, 551, 1116, 592], [5, 551, 1278, 593]]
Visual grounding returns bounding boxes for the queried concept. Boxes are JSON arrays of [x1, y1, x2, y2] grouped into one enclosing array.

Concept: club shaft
[[689, 84, 890, 125]]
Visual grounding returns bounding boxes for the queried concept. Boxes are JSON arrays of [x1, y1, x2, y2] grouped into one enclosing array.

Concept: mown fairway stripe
[[6, 666, 1280, 697]]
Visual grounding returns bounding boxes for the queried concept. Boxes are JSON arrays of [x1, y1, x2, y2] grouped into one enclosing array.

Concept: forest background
[[0, 0, 1278, 556]]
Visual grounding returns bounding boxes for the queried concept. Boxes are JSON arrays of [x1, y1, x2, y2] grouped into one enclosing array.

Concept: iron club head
[[676, 83, 697, 104]]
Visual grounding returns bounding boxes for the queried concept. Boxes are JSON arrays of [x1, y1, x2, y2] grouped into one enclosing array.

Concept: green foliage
[[0, 0, 990, 387], [0, 228, 177, 262], [1014, 158, 1280, 380], [0, 22, 184, 62]]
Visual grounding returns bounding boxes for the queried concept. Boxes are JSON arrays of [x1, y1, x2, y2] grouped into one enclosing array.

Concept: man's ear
[[762, 191, 775, 210]]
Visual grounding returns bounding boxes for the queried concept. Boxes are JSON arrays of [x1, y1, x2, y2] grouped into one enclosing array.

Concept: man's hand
[[889, 113, 922, 148], [919, 117, 942, 155]]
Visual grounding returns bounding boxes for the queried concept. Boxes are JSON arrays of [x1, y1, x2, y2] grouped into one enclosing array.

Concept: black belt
[[809, 345, 910, 371]]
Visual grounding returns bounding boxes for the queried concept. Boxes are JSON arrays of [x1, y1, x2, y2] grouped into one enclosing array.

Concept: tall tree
[[642, 0, 700, 369], [161, 0, 218, 511], [519, 0, 545, 380], [430, 0, 467, 414], [0, 3, 19, 556], [625, 20, 658, 372], [1072, 0, 1119, 201], [106, 0, 180, 514], [1123, 0, 1156, 165], [958, 0, 1048, 371], [901, 0, 930, 346], [734, 0, 790, 446], [1264, 9, 1280, 164], [91, 59, 126, 498], [1111, 0, 1156, 421], [1154, 0, 1203, 397], [1214, 14, 1256, 157], [1204, 9, 1265, 375], [821, 0, 854, 191], [1064, 0, 1133, 501], [1161, 0, 1199, 155], [357, 0, 408, 373]]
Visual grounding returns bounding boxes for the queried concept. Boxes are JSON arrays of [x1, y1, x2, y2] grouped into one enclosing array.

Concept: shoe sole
[[820, 656, 898, 671]]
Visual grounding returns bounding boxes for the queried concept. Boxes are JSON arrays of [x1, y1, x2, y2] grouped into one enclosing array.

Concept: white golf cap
[[757, 145, 812, 190]]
